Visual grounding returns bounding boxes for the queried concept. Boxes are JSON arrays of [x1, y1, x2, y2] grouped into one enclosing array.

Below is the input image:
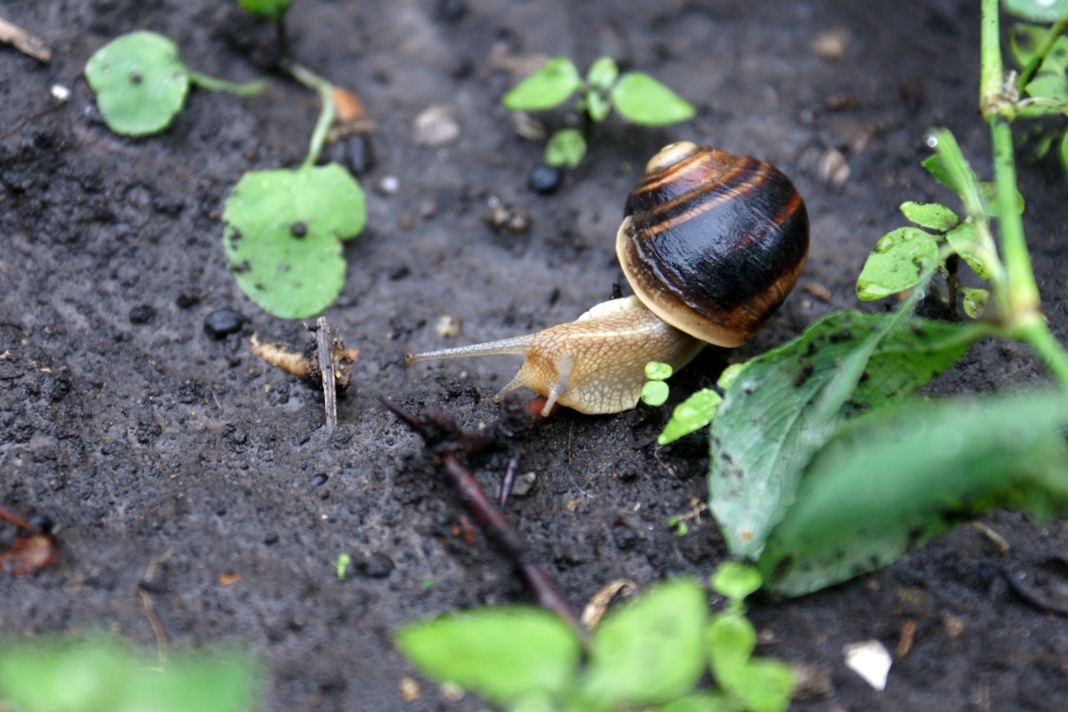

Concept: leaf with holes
[[223, 164, 366, 319]]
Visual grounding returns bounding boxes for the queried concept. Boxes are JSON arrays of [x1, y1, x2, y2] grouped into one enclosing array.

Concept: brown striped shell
[[616, 141, 809, 348]]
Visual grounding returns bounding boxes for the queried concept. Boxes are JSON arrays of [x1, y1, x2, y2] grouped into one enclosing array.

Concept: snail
[[406, 141, 809, 416]]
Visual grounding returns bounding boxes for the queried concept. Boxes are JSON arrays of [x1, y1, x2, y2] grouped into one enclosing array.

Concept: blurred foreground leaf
[[0, 636, 258, 712]]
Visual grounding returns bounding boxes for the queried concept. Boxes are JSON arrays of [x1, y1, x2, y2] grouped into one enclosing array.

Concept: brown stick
[[382, 398, 587, 642]]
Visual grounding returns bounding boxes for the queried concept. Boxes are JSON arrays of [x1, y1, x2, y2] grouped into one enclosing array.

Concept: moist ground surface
[[2, 1, 1068, 710]]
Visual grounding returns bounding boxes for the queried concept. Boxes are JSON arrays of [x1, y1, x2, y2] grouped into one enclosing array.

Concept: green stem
[[979, 0, 1005, 121], [1012, 316, 1068, 391], [284, 61, 335, 168], [1016, 15, 1068, 92], [990, 119, 1040, 319], [187, 71, 268, 97]]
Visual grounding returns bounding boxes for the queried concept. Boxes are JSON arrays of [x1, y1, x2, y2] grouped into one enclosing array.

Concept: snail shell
[[618, 141, 809, 349]]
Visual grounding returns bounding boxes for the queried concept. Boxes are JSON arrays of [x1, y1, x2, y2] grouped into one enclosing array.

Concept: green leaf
[[584, 89, 613, 123], [758, 390, 1068, 597], [1061, 130, 1068, 177], [544, 128, 587, 168], [642, 381, 670, 407], [645, 361, 674, 380], [961, 286, 990, 318], [855, 227, 939, 300], [709, 309, 983, 558], [396, 608, 581, 705], [586, 56, 619, 91], [503, 58, 583, 111], [610, 72, 696, 126], [706, 613, 756, 680], [721, 658, 796, 712], [709, 562, 762, 603], [0, 636, 258, 712], [945, 222, 994, 279], [582, 579, 707, 707], [899, 201, 958, 231], [659, 388, 723, 445], [1024, 71, 1068, 104], [223, 163, 367, 319], [923, 129, 988, 219], [657, 692, 737, 712], [84, 31, 190, 136], [238, 0, 292, 21], [1004, 0, 1068, 23], [1010, 24, 1067, 71]]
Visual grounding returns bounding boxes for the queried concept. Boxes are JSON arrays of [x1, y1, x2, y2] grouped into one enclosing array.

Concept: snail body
[[406, 141, 809, 416]]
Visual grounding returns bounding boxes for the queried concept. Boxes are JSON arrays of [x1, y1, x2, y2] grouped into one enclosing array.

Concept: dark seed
[[358, 552, 395, 578], [28, 513, 53, 534], [129, 72, 143, 85], [308, 473, 329, 487], [528, 164, 562, 194], [203, 308, 247, 339], [291, 221, 308, 238], [175, 293, 200, 309], [128, 304, 156, 325]]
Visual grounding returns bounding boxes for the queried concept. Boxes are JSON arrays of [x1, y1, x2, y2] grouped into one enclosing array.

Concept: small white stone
[[843, 639, 892, 691], [413, 105, 460, 146], [51, 84, 71, 101]]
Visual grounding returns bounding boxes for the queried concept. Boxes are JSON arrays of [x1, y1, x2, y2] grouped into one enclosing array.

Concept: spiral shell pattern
[[616, 141, 809, 348]]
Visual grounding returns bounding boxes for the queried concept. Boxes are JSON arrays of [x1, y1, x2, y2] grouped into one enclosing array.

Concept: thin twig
[[315, 317, 338, 434], [381, 397, 587, 643], [0, 17, 52, 62]]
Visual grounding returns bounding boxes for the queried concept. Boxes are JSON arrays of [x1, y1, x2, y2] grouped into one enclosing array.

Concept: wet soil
[[2, 0, 1068, 710]]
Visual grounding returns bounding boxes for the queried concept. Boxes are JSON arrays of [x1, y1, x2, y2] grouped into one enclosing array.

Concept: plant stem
[[979, 0, 1006, 121], [1016, 15, 1068, 92], [284, 61, 336, 168], [187, 71, 268, 97], [1013, 316, 1068, 390], [989, 119, 1040, 320]]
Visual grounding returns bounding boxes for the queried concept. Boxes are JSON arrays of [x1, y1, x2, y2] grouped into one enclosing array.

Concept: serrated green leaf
[[85, 31, 190, 136], [610, 72, 695, 126], [758, 390, 1068, 597], [856, 227, 939, 300], [659, 388, 723, 445], [503, 58, 582, 111], [223, 163, 366, 319], [396, 608, 581, 705], [961, 286, 990, 318], [1004, 0, 1068, 23], [899, 201, 958, 231], [544, 128, 586, 168], [709, 309, 984, 558], [582, 580, 707, 707], [238, 0, 292, 21], [586, 56, 619, 90]]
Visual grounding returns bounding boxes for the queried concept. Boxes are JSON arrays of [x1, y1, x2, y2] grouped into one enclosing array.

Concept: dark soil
[[2, 0, 1068, 710]]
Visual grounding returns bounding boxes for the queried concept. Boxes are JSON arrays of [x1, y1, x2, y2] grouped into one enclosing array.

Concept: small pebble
[[528, 164, 563, 194], [413, 105, 460, 146], [377, 175, 400, 195], [175, 293, 200, 309], [308, 473, 329, 487], [510, 472, 537, 497], [128, 304, 155, 325], [818, 147, 850, 185], [435, 315, 462, 338], [358, 552, 395, 578], [203, 308, 247, 339]]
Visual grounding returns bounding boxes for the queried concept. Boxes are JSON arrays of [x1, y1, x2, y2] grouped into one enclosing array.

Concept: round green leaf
[[610, 72, 695, 126], [961, 286, 990, 318], [855, 227, 939, 300], [710, 562, 762, 603], [899, 201, 958, 232], [644, 361, 674, 380], [396, 608, 581, 705], [85, 31, 190, 136], [502, 58, 582, 111], [544, 128, 586, 168], [223, 164, 367, 320], [641, 381, 670, 407]]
